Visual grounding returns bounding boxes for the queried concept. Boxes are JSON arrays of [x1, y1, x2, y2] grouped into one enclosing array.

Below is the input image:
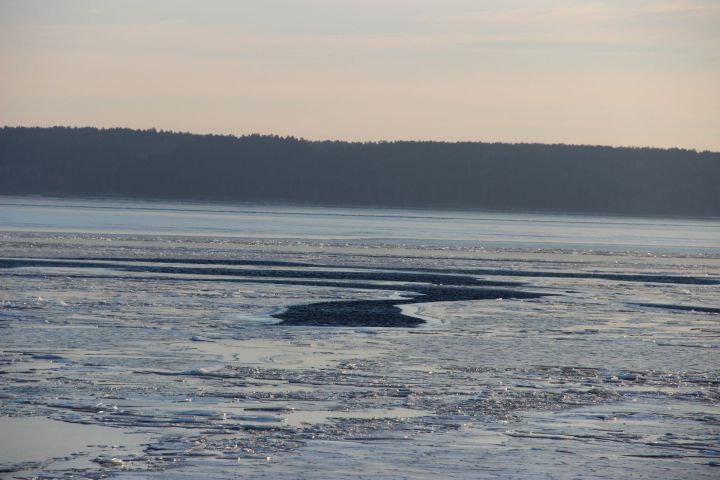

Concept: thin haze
[[1, 0, 718, 150]]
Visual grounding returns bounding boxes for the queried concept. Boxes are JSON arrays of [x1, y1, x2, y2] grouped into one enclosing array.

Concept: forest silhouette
[[1, 127, 718, 217]]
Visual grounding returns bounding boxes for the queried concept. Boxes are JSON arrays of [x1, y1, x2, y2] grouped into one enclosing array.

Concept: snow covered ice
[[0, 198, 719, 479]]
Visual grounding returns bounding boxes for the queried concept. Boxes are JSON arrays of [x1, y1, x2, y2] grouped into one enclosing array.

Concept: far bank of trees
[[1, 126, 718, 217]]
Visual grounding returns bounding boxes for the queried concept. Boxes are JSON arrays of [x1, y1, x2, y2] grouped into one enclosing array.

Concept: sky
[[1, 0, 719, 150]]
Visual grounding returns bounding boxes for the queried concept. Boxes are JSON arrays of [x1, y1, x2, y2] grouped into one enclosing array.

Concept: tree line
[[1, 126, 718, 217]]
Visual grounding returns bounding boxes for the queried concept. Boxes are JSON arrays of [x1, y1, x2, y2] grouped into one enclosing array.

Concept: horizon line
[[3, 124, 718, 154]]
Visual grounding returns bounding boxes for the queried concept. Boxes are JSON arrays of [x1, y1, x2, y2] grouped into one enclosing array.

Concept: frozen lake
[[0, 196, 718, 478], [2, 196, 720, 253]]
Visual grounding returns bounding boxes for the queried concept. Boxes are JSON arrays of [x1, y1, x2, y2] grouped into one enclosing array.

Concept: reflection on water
[[0, 416, 150, 472]]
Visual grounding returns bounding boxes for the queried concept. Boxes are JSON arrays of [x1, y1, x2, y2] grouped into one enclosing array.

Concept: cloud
[[2, 0, 718, 57], [424, 0, 720, 49]]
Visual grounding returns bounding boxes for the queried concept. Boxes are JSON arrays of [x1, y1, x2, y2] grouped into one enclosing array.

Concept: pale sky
[[1, 0, 719, 150]]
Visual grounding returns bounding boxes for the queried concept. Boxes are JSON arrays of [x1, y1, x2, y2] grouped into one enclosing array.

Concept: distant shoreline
[[2, 126, 719, 218], [3, 125, 717, 153]]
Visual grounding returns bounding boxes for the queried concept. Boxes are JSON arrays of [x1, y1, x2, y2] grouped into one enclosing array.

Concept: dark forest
[[1, 127, 718, 217]]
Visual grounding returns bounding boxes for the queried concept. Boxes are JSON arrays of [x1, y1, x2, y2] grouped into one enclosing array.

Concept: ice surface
[[0, 198, 719, 478], [0, 416, 150, 474]]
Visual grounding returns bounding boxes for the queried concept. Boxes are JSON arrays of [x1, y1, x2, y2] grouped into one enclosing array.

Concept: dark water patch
[[243, 406, 295, 412], [126, 265, 519, 288], [466, 269, 719, 285], [275, 286, 544, 327], [73, 256, 317, 268], [0, 258, 117, 270], [308, 261, 719, 285], [0, 258, 521, 288], [0, 301, 44, 310], [633, 303, 720, 314], [5, 271, 521, 297], [30, 354, 64, 361], [277, 300, 420, 327], [0, 257, 547, 327], [44, 256, 720, 285], [0, 257, 545, 327], [4, 257, 716, 285]]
